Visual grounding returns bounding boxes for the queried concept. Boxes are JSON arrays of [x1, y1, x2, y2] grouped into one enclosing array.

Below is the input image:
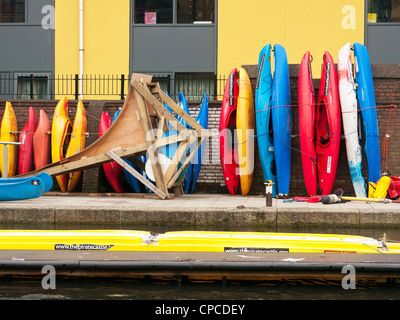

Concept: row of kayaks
[[1, 229, 399, 254], [0, 98, 87, 193], [219, 42, 381, 198], [0, 91, 209, 196]]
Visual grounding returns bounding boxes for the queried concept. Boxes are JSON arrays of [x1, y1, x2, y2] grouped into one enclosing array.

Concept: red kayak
[[219, 68, 240, 195], [298, 51, 317, 196], [18, 107, 38, 174], [316, 51, 341, 195], [99, 111, 123, 193], [33, 109, 51, 170]]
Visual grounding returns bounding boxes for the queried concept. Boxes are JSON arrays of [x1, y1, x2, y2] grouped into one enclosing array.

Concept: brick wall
[[1, 64, 399, 196]]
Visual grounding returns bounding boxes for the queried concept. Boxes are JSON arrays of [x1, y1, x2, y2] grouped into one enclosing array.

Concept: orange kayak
[[33, 109, 51, 171]]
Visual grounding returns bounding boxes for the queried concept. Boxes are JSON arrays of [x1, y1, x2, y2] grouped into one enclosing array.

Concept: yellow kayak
[[51, 96, 72, 192], [0, 230, 399, 254], [65, 97, 87, 192], [237, 68, 255, 196], [0, 101, 18, 178]]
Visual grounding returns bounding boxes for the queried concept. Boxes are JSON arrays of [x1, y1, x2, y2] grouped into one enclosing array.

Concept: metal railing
[[0, 73, 229, 101]]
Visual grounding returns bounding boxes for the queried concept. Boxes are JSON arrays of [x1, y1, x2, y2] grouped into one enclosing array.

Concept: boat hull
[[316, 51, 341, 195], [18, 107, 38, 175], [0, 102, 18, 178], [298, 51, 317, 196], [66, 98, 87, 192], [33, 109, 51, 170], [272, 44, 292, 197], [51, 97, 72, 192], [338, 43, 366, 198], [237, 68, 255, 196], [0, 230, 399, 254], [219, 69, 240, 195], [255, 44, 276, 197]]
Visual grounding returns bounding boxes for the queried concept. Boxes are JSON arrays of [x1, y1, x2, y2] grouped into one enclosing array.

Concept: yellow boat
[[237, 68, 255, 196], [0, 230, 399, 254], [65, 97, 87, 192], [0, 101, 18, 178], [51, 96, 72, 192]]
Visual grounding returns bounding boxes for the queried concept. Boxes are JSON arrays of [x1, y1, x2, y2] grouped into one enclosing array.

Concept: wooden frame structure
[[19, 74, 210, 200]]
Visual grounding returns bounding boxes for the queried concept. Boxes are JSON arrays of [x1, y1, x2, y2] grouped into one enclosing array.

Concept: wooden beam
[[107, 151, 168, 200], [134, 85, 169, 197]]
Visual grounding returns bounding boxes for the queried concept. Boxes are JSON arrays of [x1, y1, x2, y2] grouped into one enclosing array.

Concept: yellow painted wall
[[218, 0, 365, 79], [55, 0, 130, 99]]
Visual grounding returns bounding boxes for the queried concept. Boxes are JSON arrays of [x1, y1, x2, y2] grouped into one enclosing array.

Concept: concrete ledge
[[0, 194, 400, 230]]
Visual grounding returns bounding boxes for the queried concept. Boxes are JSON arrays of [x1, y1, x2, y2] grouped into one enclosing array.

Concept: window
[[133, 0, 215, 24], [17, 76, 49, 99], [0, 0, 25, 23], [177, 0, 214, 24], [134, 0, 173, 24], [368, 0, 400, 22], [174, 73, 215, 100]]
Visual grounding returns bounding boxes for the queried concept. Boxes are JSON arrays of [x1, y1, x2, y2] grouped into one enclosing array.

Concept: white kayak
[[338, 43, 367, 198]]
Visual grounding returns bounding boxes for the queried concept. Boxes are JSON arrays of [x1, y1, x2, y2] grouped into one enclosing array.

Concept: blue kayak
[[271, 44, 292, 197], [255, 44, 276, 197], [353, 43, 381, 185], [113, 110, 141, 193], [0, 172, 53, 201], [189, 92, 209, 194], [177, 92, 193, 194]]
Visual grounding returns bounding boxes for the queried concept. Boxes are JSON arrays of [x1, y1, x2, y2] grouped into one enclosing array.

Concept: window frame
[[132, 0, 215, 25]]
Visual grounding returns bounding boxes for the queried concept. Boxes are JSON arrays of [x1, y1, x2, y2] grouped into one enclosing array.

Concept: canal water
[[0, 224, 399, 301]]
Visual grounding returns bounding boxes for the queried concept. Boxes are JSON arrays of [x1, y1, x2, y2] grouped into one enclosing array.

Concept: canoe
[[0, 101, 18, 178], [219, 68, 240, 195], [0, 172, 53, 201], [177, 92, 193, 194], [353, 43, 381, 186], [18, 107, 38, 175], [99, 111, 123, 193], [1, 229, 399, 254], [316, 51, 341, 195], [271, 44, 292, 197], [113, 109, 141, 193], [338, 43, 367, 198], [298, 51, 317, 196], [65, 98, 87, 192], [255, 44, 276, 197], [33, 109, 51, 170], [237, 67, 255, 196], [51, 96, 72, 192], [189, 92, 209, 193]]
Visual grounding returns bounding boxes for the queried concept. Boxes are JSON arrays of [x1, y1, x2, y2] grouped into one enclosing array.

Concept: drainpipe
[[79, 0, 84, 99]]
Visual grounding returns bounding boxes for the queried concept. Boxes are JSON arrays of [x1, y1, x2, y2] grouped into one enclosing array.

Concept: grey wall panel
[[131, 25, 216, 73], [0, 26, 54, 72], [0, 0, 55, 73], [367, 24, 400, 64]]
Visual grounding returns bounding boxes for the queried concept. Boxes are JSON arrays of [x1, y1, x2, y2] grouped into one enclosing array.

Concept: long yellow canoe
[[0, 101, 18, 178], [51, 96, 72, 192], [237, 68, 255, 196], [0, 230, 399, 254], [65, 97, 87, 192]]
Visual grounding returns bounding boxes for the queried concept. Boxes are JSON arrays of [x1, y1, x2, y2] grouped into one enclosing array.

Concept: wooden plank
[[107, 151, 168, 200], [21, 143, 148, 177], [167, 137, 204, 188], [133, 86, 169, 197]]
